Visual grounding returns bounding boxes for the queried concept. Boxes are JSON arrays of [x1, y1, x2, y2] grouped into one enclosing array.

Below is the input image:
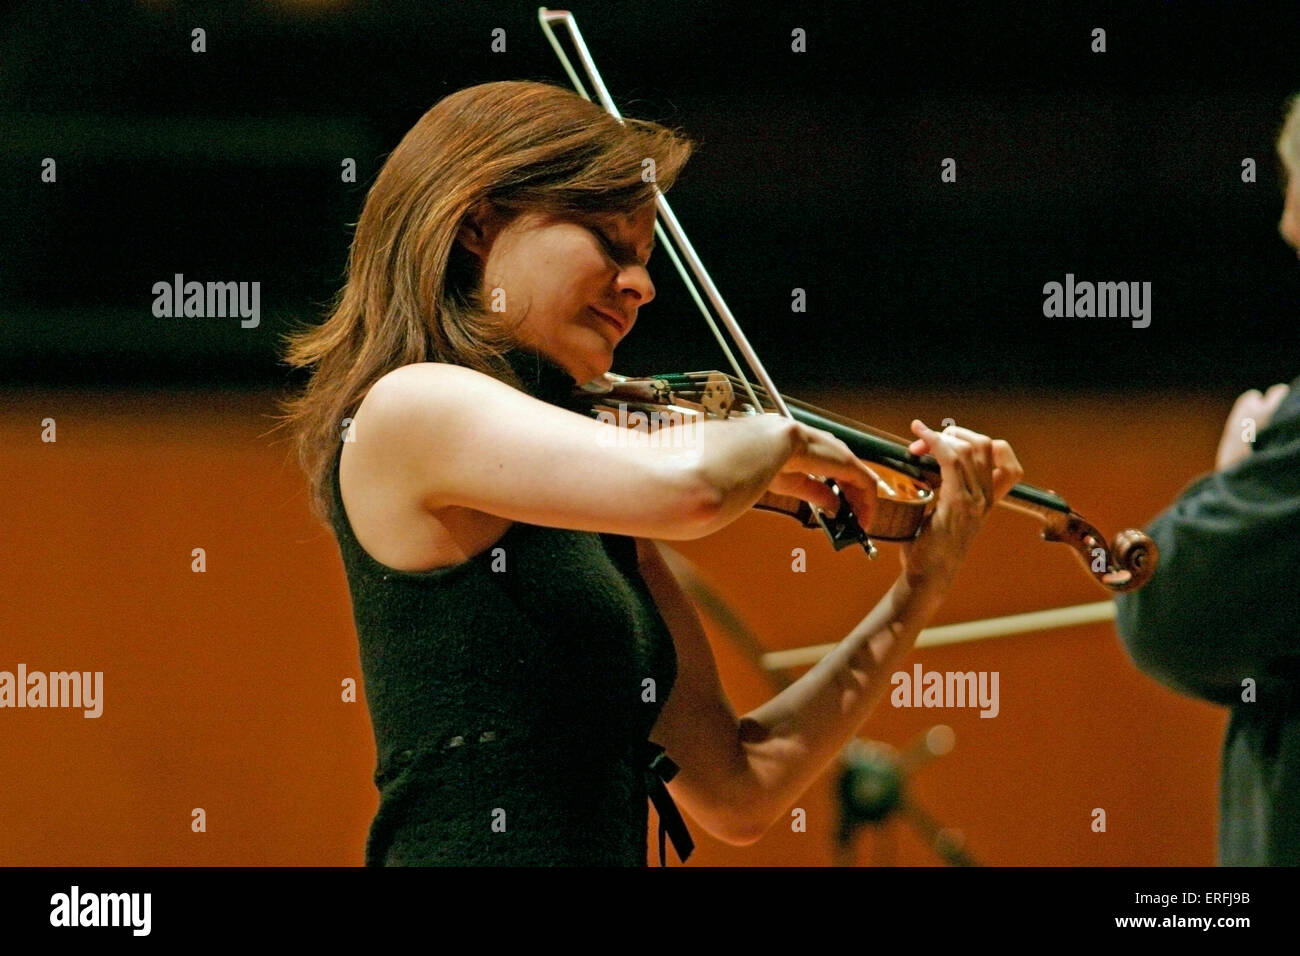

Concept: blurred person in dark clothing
[[1113, 97, 1300, 865]]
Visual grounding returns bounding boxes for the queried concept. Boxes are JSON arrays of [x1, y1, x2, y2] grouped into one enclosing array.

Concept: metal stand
[[835, 726, 979, 866]]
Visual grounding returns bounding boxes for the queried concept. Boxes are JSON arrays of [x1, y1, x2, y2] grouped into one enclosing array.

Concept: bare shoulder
[[367, 360, 500, 404], [354, 360, 508, 457], [353, 362, 478, 438], [339, 363, 511, 571]]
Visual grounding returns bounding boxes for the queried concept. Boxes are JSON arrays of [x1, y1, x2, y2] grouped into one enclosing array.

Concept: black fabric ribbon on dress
[[643, 740, 694, 866]]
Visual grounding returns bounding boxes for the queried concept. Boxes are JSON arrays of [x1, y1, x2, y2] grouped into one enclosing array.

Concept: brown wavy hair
[[274, 80, 694, 524]]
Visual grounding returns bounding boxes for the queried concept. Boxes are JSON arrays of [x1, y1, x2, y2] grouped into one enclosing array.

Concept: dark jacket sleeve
[[1113, 378, 1300, 706]]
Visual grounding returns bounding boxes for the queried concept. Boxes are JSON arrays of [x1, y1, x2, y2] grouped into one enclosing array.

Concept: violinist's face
[[463, 202, 657, 384]]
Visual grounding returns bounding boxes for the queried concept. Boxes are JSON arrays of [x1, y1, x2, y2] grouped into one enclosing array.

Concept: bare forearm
[[677, 417, 1019, 843], [734, 568, 953, 837], [691, 416, 797, 531]]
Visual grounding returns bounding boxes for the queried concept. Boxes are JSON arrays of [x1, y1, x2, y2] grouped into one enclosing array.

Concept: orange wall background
[[1, 385, 1229, 866]]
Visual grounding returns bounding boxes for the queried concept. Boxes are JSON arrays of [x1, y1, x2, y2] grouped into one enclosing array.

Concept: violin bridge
[[698, 373, 733, 417]]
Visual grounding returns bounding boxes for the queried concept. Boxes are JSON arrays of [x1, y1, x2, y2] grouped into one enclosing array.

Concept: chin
[[543, 327, 618, 384], [575, 340, 618, 382], [575, 355, 613, 385]]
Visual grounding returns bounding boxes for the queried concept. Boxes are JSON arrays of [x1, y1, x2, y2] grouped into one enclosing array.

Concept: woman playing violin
[[279, 80, 1024, 866]]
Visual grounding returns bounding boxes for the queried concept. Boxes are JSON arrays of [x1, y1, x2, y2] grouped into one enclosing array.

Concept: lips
[[589, 305, 627, 336]]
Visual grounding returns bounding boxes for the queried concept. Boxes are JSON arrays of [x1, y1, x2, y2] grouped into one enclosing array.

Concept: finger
[[989, 438, 1025, 500], [912, 419, 953, 461], [796, 432, 886, 496], [910, 418, 971, 455], [933, 424, 1005, 505], [808, 457, 882, 499], [1264, 383, 1291, 408], [908, 417, 933, 454], [949, 436, 987, 503], [908, 422, 940, 484], [911, 418, 943, 452], [914, 420, 980, 503], [771, 472, 841, 515], [1233, 389, 1263, 413], [941, 425, 995, 477]]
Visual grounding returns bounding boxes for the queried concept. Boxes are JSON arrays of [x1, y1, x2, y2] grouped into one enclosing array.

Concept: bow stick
[[538, 6, 873, 555], [657, 545, 1120, 673]]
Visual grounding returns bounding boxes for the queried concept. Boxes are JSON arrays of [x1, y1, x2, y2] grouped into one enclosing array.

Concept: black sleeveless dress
[[327, 348, 689, 866]]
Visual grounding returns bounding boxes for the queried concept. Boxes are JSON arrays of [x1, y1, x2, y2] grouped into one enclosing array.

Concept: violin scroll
[[1110, 526, 1159, 592], [1041, 513, 1159, 593]]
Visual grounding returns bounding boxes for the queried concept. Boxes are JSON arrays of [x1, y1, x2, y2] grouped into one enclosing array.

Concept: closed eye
[[588, 223, 651, 268], [594, 229, 619, 257]]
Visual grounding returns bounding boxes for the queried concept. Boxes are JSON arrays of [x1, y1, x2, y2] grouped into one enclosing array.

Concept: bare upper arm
[[352, 362, 718, 540]]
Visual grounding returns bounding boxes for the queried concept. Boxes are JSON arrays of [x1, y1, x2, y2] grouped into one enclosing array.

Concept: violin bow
[[536, 8, 1156, 595], [538, 7, 875, 556]]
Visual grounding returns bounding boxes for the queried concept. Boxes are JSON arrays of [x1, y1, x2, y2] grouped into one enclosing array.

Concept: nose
[[616, 263, 655, 309]]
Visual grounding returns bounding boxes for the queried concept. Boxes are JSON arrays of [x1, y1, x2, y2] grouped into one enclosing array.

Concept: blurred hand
[[1215, 384, 1290, 472]]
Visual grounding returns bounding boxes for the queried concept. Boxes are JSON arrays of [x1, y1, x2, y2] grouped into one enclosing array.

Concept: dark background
[[3, 0, 1298, 390]]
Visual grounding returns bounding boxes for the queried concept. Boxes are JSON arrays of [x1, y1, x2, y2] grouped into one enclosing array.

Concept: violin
[[573, 369, 1156, 593], [538, 7, 1158, 595]]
